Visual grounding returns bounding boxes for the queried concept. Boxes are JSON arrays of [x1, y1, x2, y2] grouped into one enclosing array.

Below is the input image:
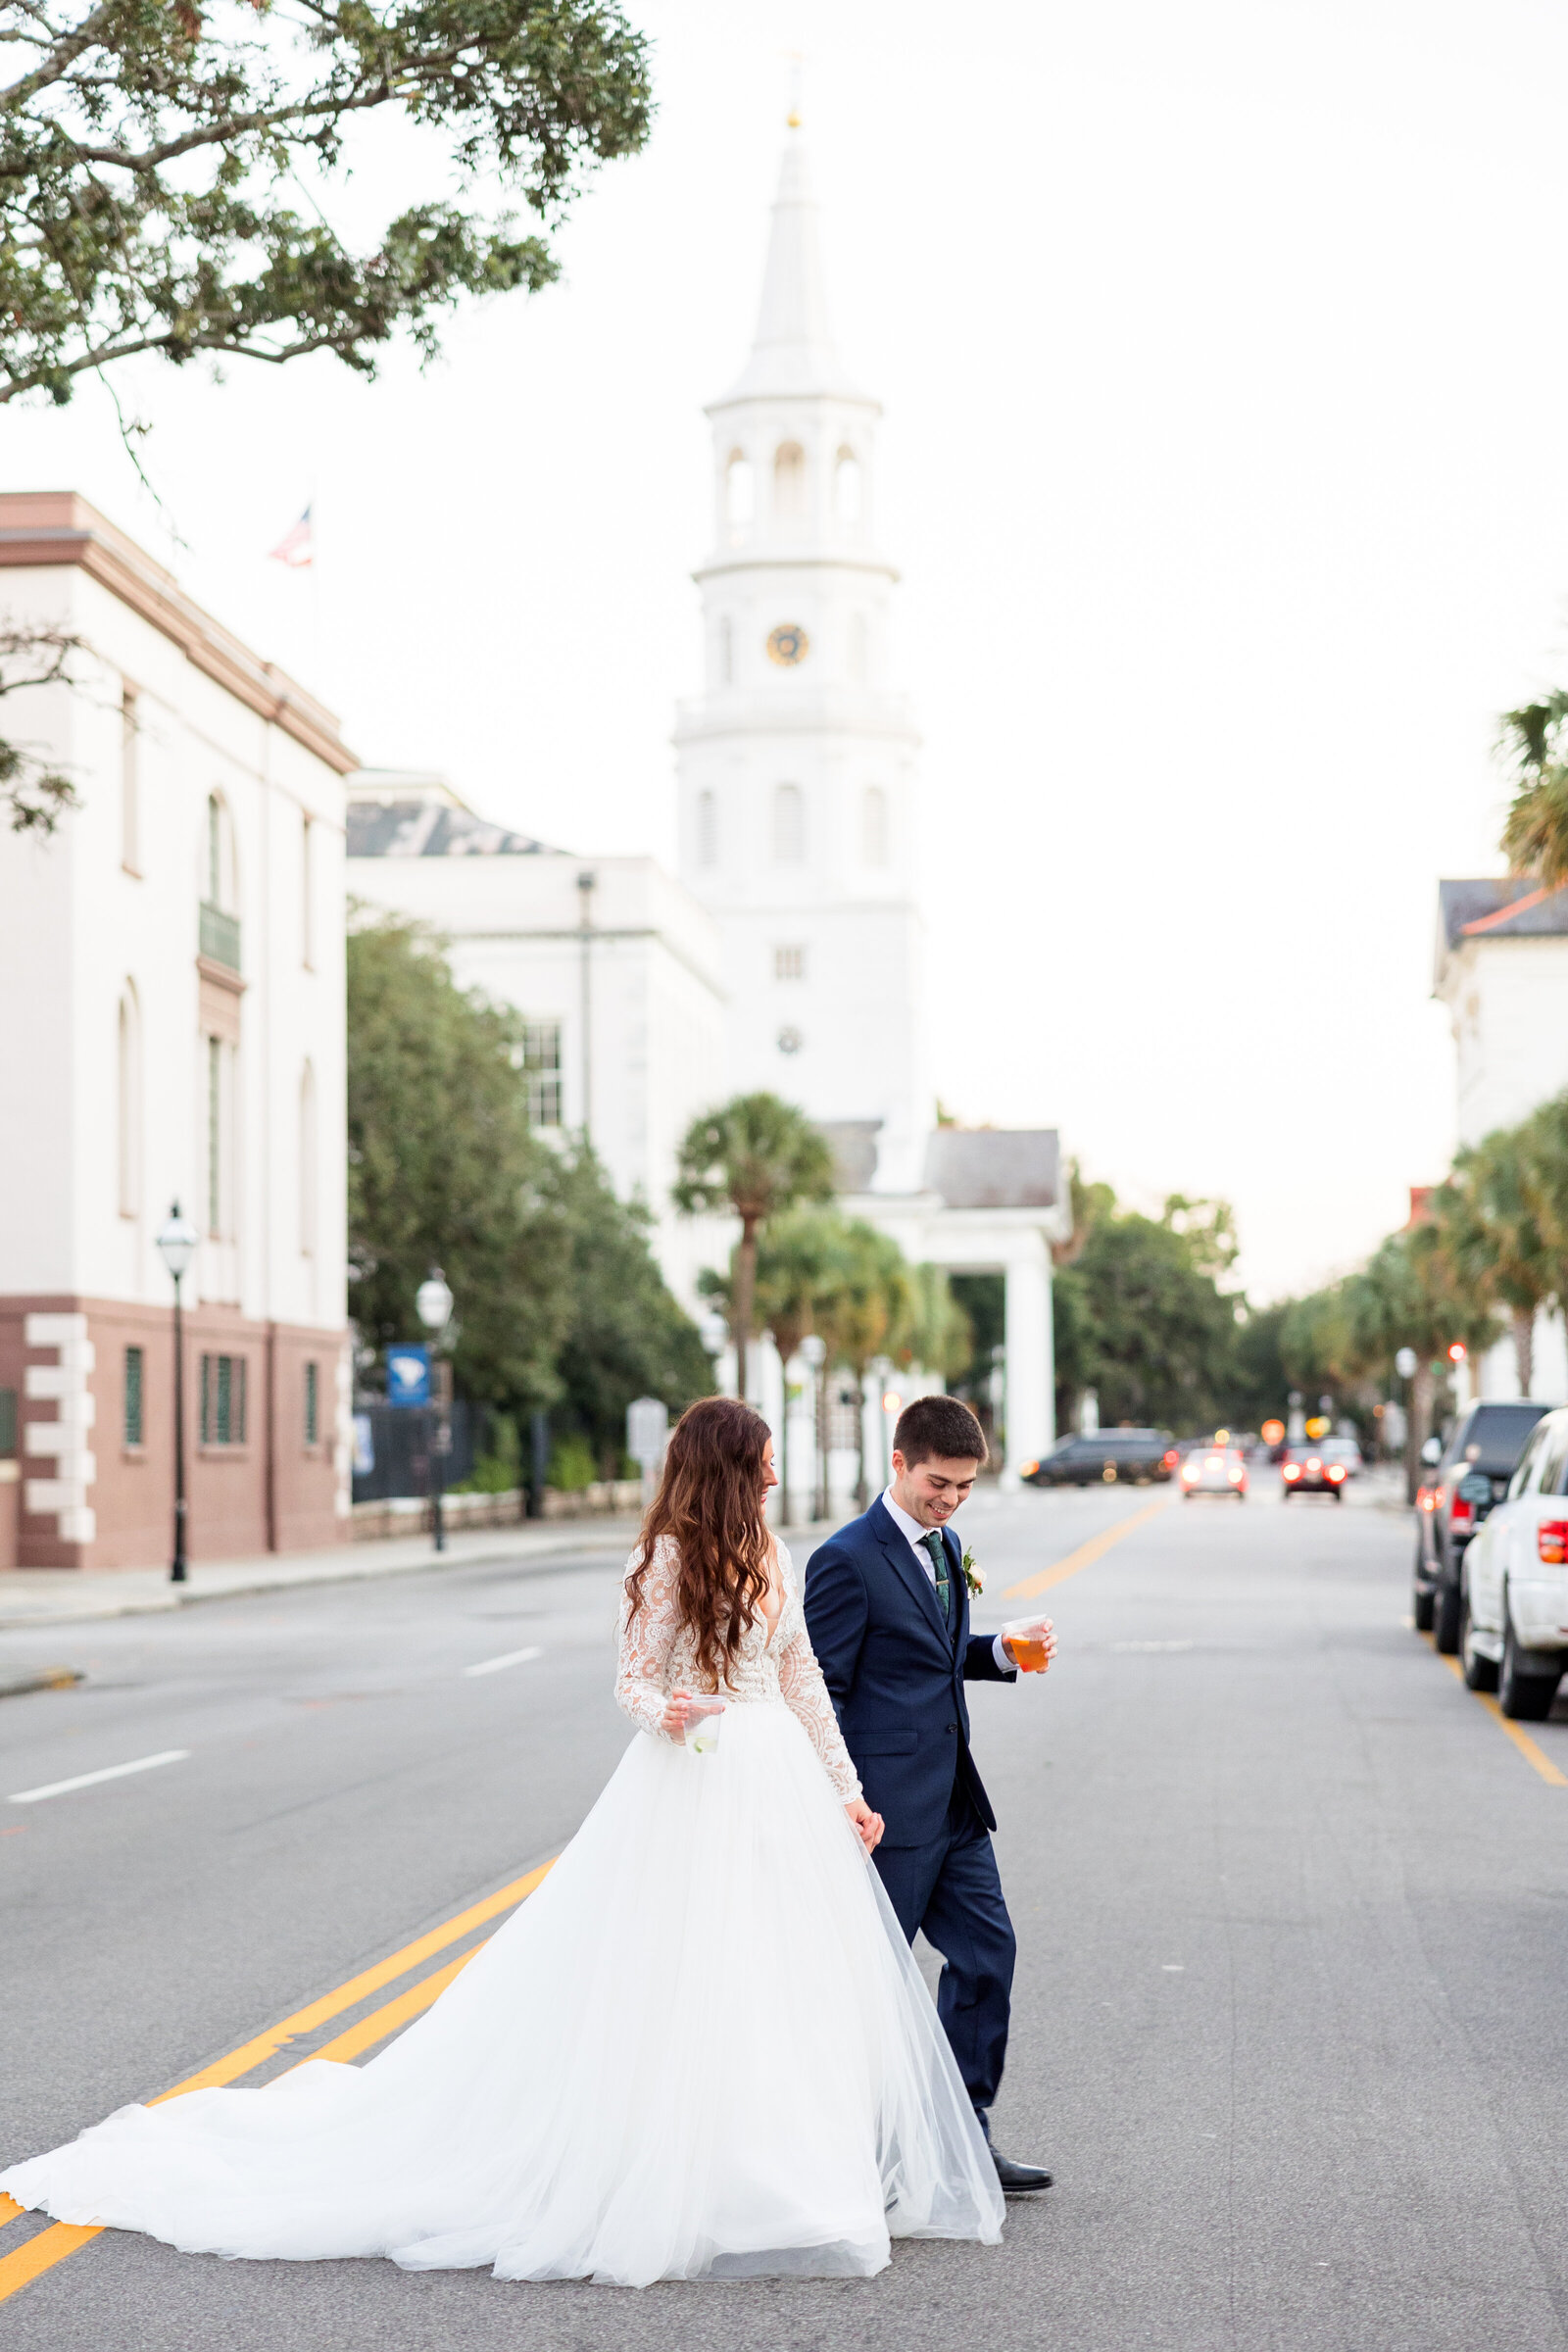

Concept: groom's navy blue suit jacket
[[804, 1497, 1013, 1850]]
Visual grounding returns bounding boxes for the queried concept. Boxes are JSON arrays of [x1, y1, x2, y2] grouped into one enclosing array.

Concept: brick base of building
[[0, 1296, 348, 1571]]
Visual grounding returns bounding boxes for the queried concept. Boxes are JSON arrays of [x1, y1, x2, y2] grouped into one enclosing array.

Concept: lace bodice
[[615, 1537, 861, 1801]]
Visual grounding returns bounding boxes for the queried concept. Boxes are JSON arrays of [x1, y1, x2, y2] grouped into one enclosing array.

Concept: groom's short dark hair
[[894, 1396, 987, 1467]]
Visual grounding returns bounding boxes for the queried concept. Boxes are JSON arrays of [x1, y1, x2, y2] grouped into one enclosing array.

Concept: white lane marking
[[8, 1748, 192, 1804], [462, 1645, 543, 1679]]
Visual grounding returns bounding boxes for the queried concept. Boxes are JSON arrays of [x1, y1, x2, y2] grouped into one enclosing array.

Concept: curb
[[0, 1667, 84, 1700]]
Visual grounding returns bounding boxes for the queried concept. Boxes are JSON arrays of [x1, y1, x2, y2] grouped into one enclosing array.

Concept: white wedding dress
[[0, 1540, 1003, 2286]]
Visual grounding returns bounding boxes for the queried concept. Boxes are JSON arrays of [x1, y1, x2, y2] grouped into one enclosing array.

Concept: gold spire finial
[[784, 48, 803, 130]]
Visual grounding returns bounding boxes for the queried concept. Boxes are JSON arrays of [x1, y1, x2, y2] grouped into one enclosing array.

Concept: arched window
[[716, 615, 733, 687], [835, 447, 863, 527], [772, 442, 807, 527], [773, 783, 806, 864], [848, 612, 869, 684], [725, 451, 754, 532], [117, 984, 141, 1218], [696, 789, 718, 868], [299, 1059, 318, 1258], [206, 793, 224, 906], [862, 785, 890, 868]]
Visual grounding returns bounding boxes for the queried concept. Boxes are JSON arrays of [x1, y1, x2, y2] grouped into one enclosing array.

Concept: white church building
[[348, 132, 1068, 1485]]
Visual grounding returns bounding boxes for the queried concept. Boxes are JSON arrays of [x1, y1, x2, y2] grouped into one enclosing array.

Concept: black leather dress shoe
[[975, 2112, 1053, 2192]]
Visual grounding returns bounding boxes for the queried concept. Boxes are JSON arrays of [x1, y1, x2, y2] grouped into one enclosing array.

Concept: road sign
[[386, 1344, 431, 1408]]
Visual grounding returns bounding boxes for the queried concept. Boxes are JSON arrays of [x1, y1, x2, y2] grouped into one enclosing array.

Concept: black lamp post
[[155, 1204, 198, 1584], [416, 1267, 455, 1553]]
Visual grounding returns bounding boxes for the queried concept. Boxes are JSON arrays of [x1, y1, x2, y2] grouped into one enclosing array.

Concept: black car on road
[[1023, 1430, 1176, 1488], [1416, 1399, 1551, 1650]]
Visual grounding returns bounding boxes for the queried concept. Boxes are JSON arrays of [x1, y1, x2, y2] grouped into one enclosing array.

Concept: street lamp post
[[155, 1204, 198, 1585], [416, 1268, 455, 1553]]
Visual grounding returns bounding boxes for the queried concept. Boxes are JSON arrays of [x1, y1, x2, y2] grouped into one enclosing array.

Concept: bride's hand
[[662, 1690, 695, 1739], [846, 1796, 884, 1853]]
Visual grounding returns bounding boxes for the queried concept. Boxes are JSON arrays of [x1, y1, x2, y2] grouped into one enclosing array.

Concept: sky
[[10, 0, 1568, 1302]]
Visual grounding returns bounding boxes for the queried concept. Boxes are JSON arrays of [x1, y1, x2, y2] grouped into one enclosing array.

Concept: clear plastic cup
[[683, 1695, 726, 1754], [1002, 1616, 1054, 1673]]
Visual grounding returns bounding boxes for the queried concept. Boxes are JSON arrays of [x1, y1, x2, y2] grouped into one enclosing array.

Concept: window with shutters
[[123, 1347, 144, 1447]]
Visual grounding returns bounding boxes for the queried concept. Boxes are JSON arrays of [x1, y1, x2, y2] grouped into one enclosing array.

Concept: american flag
[[269, 505, 313, 568]]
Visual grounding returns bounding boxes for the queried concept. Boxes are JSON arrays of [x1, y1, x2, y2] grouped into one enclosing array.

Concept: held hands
[[845, 1796, 884, 1853]]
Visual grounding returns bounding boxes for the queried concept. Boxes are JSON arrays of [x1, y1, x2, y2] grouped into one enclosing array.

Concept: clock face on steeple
[[766, 623, 809, 667]]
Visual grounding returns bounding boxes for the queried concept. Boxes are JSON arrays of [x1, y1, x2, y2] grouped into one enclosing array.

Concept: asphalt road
[[6, 1473, 1568, 2350]]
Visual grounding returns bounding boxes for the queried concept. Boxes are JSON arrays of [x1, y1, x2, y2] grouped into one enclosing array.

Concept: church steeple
[[719, 136, 860, 404], [674, 130, 925, 1196]]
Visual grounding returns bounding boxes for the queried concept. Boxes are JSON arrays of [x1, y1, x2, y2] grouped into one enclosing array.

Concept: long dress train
[[0, 1541, 1004, 2286]]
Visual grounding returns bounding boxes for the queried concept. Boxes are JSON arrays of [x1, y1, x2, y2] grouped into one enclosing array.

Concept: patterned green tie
[[921, 1529, 953, 1625]]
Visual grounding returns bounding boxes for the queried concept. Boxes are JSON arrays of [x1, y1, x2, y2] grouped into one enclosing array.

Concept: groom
[[804, 1396, 1054, 2193]]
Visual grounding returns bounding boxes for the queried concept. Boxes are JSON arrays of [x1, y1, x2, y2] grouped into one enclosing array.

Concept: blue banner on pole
[[385, 1344, 431, 1408]]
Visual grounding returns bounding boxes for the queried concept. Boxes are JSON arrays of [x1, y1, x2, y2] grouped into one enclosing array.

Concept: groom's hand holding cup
[[1002, 1616, 1056, 1674]]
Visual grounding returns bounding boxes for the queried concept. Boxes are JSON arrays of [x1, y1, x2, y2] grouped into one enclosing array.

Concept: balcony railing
[[199, 901, 241, 973]]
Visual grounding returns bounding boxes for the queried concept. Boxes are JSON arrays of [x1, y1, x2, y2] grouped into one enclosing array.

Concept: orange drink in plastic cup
[[1002, 1617, 1054, 1674]]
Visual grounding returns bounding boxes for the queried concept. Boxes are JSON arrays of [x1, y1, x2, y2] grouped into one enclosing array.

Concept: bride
[[1, 1396, 1004, 2287]]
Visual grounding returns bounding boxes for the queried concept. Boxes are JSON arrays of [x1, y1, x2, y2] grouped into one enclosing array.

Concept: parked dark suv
[[1023, 1430, 1177, 1488], [1417, 1400, 1552, 1650]]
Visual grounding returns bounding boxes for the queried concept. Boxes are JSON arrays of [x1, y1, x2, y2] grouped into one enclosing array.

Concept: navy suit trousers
[[873, 1781, 1016, 2113]]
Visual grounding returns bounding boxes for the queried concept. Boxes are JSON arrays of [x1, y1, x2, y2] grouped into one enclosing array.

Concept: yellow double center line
[[1002, 1494, 1172, 1601], [0, 1856, 556, 2305]]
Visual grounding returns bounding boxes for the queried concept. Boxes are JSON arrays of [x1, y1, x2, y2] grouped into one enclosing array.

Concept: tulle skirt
[[1, 1700, 1004, 2286]]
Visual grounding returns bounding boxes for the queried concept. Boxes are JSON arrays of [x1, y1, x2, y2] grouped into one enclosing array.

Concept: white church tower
[[674, 130, 926, 1191]]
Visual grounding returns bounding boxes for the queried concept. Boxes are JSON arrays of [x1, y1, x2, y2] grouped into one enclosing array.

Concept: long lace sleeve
[[777, 1617, 862, 1801], [615, 1540, 680, 1741]]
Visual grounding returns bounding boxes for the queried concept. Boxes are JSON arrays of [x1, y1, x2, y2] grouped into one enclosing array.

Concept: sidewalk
[[0, 1517, 644, 1632], [0, 1514, 845, 1634]]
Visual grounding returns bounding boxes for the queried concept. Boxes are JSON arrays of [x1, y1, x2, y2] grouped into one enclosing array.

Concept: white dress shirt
[[880, 1487, 1017, 1677]]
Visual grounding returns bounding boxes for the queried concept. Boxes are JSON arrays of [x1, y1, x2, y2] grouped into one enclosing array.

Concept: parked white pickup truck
[[1460, 1404, 1568, 1720]]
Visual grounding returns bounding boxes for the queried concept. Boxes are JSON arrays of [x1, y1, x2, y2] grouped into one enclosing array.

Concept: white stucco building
[[674, 137, 1068, 1474], [0, 491, 352, 1570], [1434, 876, 1568, 1401], [346, 774, 727, 1305]]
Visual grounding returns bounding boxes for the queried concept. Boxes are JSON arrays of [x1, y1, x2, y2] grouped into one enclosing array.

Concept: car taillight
[[1021, 1461, 1038, 1477], [1283, 1464, 1300, 1481], [1417, 1486, 1437, 1512], [1539, 1519, 1568, 1565], [1450, 1494, 1474, 1528], [1228, 1466, 1243, 1483], [1327, 1464, 1346, 1483], [1163, 1450, 1178, 1468]]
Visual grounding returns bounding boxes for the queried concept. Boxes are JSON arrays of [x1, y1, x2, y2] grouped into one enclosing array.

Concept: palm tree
[[699, 1206, 843, 1506], [1498, 691, 1568, 885], [673, 1094, 835, 1404], [1437, 1133, 1552, 1394], [813, 1220, 912, 1508], [1516, 1093, 1568, 1341]]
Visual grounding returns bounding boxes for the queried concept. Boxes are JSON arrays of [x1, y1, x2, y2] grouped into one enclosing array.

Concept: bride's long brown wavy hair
[[625, 1396, 773, 1692]]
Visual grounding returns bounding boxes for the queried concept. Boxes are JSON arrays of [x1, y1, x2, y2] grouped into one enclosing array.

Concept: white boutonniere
[[960, 1547, 984, 1597]]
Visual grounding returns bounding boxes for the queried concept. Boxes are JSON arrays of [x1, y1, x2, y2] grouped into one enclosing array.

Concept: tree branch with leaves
[[0, 621, 83, 828], [0, 0, 653, 407]]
